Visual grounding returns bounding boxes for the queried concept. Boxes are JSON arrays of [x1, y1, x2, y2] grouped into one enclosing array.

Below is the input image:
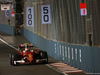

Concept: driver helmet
[[25, 44, 29, 51]]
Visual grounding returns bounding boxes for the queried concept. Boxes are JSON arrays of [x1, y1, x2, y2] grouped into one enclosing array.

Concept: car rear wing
[[18, 43, 34, 48]]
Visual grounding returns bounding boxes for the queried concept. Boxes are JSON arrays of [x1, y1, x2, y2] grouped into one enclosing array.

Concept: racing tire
[[40, 51, 48, 63], [10, 54, 12, 65], [33, 53, 36, 63], [11, 54, 19, 66]]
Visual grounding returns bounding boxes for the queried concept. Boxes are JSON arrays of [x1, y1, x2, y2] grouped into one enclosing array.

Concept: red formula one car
[[10, 43, 48, 66]]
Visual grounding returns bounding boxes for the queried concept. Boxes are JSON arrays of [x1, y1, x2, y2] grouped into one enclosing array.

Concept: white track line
[[0, 38, 18, 51]]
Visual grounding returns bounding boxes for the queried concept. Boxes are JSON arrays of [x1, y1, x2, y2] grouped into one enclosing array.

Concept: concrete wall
[[24, 28, 100, 73], [0, 24, 14, 35]]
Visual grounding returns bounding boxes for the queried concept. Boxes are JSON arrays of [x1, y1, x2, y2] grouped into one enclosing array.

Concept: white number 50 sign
[[41, 5, 51, 24], [27, 7, 34, 26]]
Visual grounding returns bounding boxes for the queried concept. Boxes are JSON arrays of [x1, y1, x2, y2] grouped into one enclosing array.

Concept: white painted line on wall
[[60, 45, 61, 55], [62, 45, 65, 60], [65, 46, 67, 57], [75, 48, 77, 61], [55, 44, 57, 54], [68, 47, 70, 62], [0, 38, 18, 51], [71, 48, 74, 60], [79, 49, 82, 62]]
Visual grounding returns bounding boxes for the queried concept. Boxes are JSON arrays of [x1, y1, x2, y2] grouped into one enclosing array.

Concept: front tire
[[40, 51, 48, 63], [10, 54, 12, 65], [10, 54, 19, 66]]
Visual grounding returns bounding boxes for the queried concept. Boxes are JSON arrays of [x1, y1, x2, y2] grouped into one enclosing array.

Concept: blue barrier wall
[[24, 28, 100, 73], [0, 24, 14, 35]]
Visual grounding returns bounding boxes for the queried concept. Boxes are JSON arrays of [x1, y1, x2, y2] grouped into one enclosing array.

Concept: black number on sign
[[43, 7, 48, 14], [28, 20, 32, 25], [44, 15, 49, 22], [43, 7, 49, 22], [28, 14, 32, 19], [28, 8, 31, 13]]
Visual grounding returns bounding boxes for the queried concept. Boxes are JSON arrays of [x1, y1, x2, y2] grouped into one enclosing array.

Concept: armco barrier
[[0, 24, 14, 35], [24, 28, 100, 73]]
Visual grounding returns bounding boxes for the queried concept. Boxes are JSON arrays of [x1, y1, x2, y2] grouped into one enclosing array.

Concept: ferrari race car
[[10, 43, 48, 66]]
